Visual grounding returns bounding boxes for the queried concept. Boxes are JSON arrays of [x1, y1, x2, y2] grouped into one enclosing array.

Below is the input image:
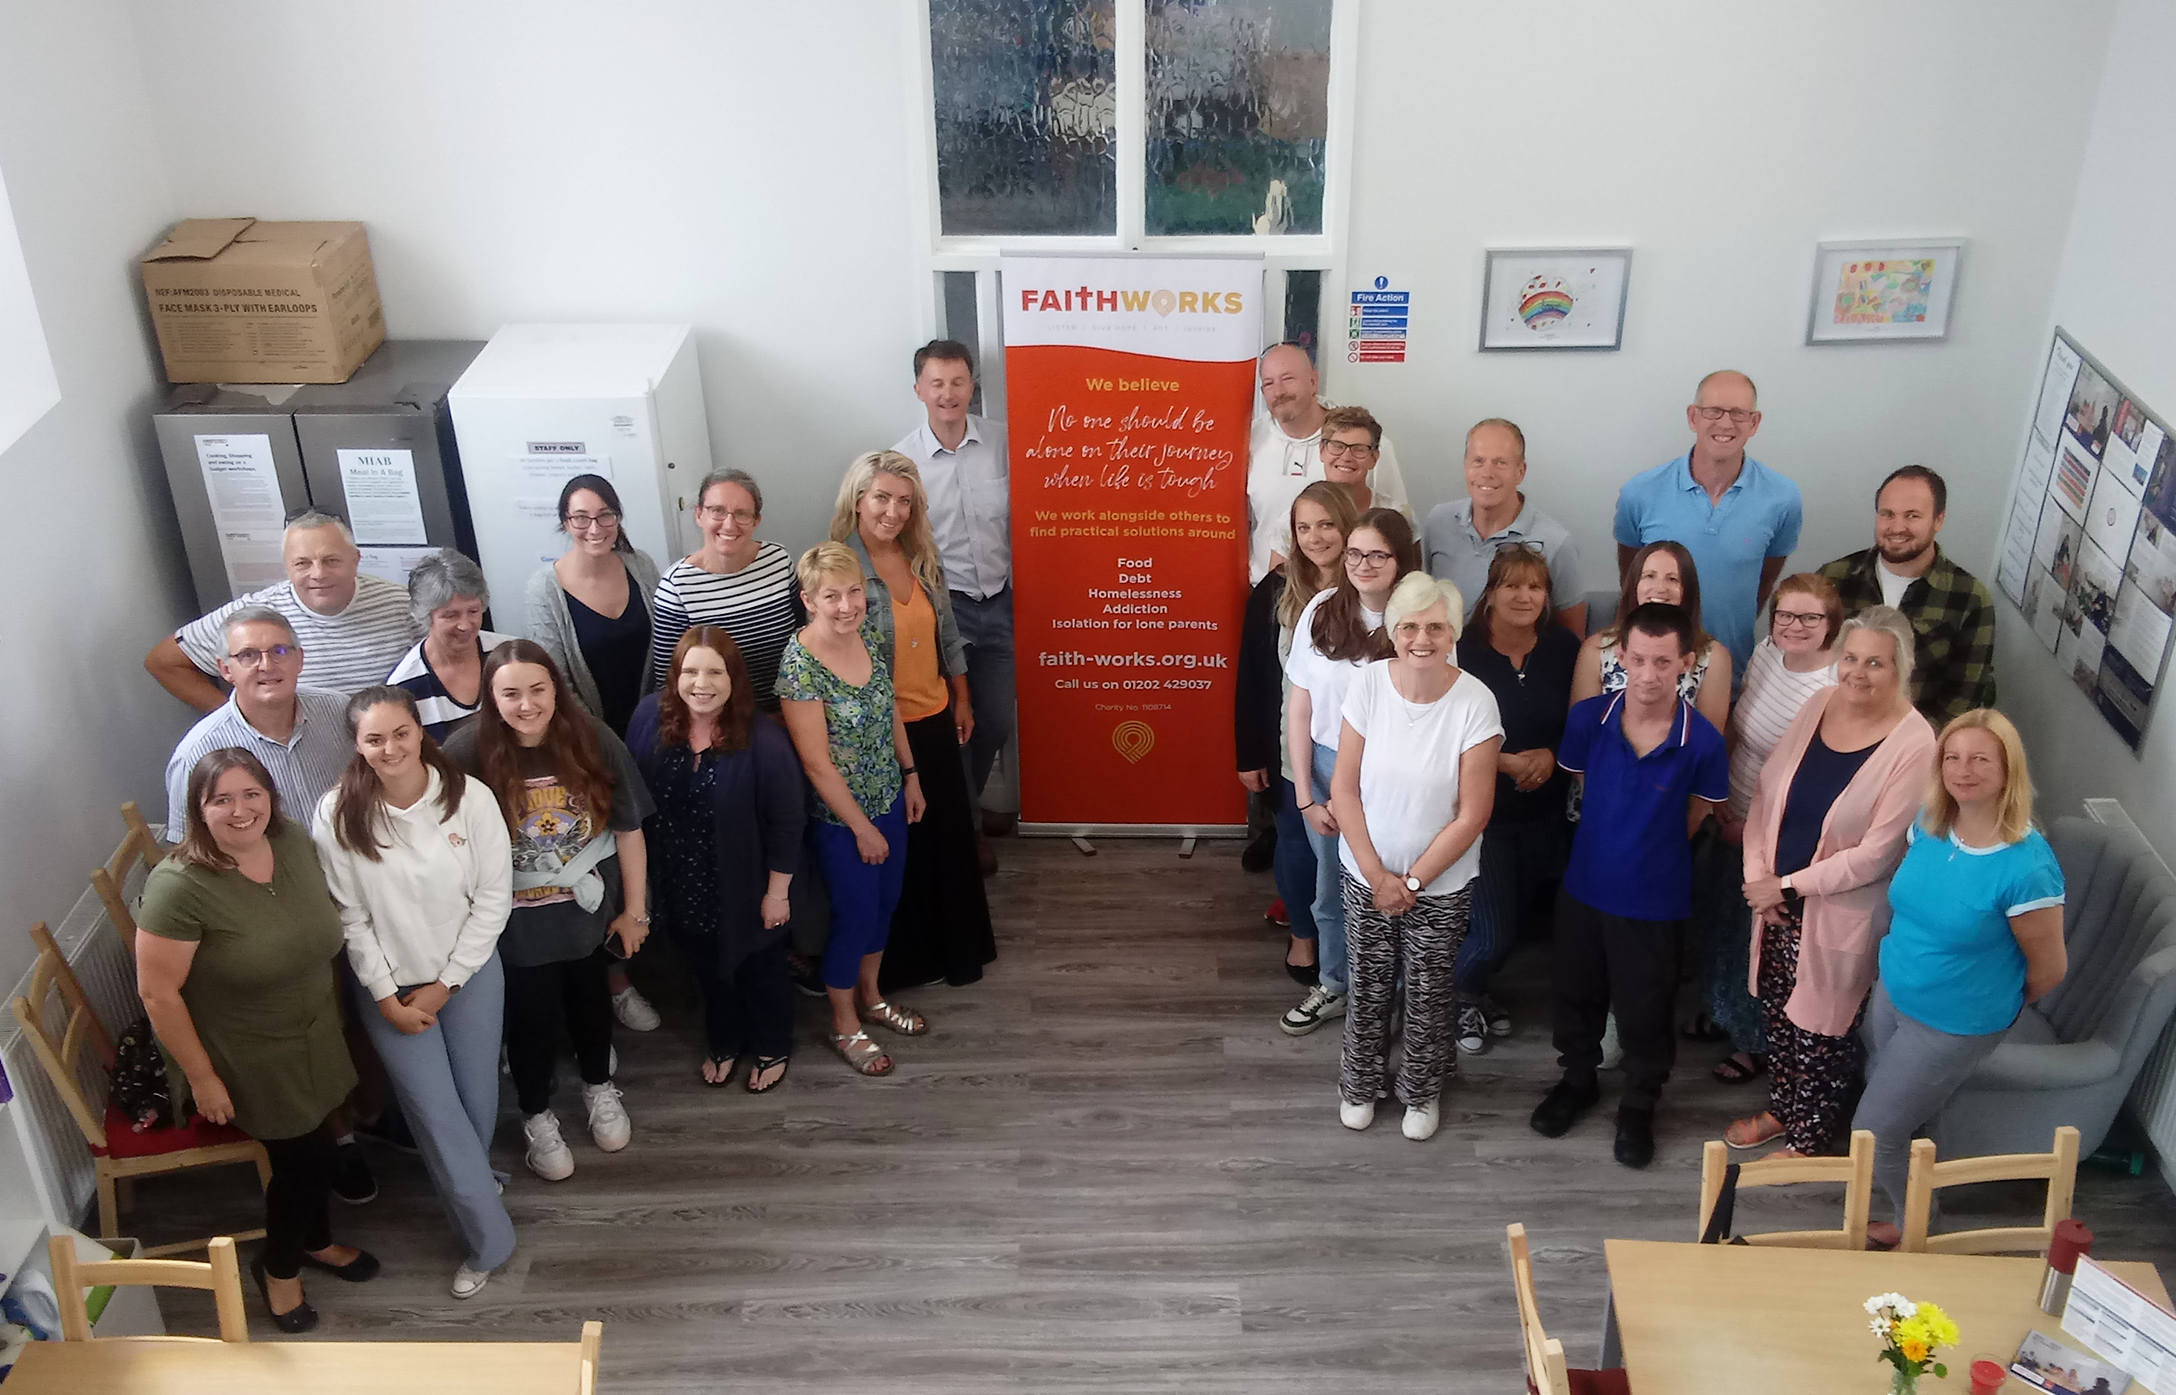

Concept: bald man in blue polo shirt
[[1613, 370, 1803, 678], [1533, 603, 1729, 1168]]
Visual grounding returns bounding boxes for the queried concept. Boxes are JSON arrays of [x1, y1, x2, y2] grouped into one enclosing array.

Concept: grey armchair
[[1932, 816, 2176, 1158]]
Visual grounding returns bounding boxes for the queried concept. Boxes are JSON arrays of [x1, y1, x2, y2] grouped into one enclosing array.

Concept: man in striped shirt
[[163, 607, 352, 835], [147, 510, 420, 711]]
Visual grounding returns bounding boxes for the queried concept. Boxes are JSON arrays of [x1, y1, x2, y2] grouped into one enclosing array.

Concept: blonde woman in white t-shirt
[[1329, 573, 1504, 1142], [1697, 574, 1841, 1085]]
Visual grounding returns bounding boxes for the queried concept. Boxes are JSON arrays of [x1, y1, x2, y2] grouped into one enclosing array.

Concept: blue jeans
[[352, 954, 515, 1270], [1304, 741, 1349, 994], [1454, 816, 1565, 998], [1694, 831, 1768, 1055], [951, 588, 1016, 799], [811, 796, 909, 990], [1275, 776, 1319, 940]]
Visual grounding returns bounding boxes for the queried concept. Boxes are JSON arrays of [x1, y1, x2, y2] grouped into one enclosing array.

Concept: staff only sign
[[1001, 256, 1260, 830]]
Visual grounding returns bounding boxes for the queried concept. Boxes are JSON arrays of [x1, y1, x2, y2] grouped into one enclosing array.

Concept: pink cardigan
[[1742, 688, 1936, 1036]]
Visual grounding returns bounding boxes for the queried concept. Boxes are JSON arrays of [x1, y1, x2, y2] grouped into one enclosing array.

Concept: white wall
[[0, 1, 188, 989], [1995, 0, 2176, 851]]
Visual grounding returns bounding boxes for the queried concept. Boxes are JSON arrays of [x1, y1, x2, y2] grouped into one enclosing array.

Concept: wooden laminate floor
[[147, 838, 2176, 1391]]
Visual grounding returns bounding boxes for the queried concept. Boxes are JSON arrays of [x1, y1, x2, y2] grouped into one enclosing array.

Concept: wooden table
[[3, 1337, 590, 1393], [1606, 1240, 2170, 1394]]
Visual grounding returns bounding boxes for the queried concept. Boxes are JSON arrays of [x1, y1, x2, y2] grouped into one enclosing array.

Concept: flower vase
[[1887, 1368, 1919, 1395]]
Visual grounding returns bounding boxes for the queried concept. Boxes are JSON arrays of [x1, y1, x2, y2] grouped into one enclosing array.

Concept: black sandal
[[1711, 1051, 1768, 1084], [702, 1056, 738, 1088], [746, 1055, 790, 1094]]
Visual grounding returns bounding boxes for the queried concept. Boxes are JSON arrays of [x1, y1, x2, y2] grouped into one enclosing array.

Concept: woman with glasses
[[1279, 506, 1421, 1038], [1572, 540, 1731, 732], [649, 469, 804, 712], [1699, 575, 1842, 1085], [524, 474, 663, 739], [1317, 407, 1414, 525]]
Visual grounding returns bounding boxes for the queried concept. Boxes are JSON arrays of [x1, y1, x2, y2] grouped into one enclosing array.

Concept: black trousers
[[1550, 888, 1684, 1111], [879, 710, 997, 992], [259, 1124, 338, 1279], [685, 934, 794, 1061], [503, 944, 615, 1117]]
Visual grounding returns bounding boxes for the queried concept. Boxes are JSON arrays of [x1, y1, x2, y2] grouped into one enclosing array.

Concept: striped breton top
[[387, 631, 514, 741], [1725, 636, 1838, 818], [646, 541, 803, 709], [176, 574, 421, 699]]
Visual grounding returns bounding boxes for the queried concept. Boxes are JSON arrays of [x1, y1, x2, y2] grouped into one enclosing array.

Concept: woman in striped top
[[387, 551, 511, 741], [648, 469, 804, 711]]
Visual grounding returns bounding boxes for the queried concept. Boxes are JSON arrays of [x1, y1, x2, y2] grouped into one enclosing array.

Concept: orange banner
[[1006, 342, 1254, 827]]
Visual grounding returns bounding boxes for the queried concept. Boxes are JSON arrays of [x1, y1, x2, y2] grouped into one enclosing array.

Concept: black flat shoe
[[1283, 955, 1319, 987], [298, 1246, 380, 1282], [1614, 1107, 1657, 1169], [1530, 1076, 1601, 1139], [249, 1254, 320, 1333]]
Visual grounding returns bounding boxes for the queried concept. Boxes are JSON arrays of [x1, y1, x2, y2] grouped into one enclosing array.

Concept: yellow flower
[[1918, 1302, 1959, 1348], [1901, 1337, 1929, 1364]]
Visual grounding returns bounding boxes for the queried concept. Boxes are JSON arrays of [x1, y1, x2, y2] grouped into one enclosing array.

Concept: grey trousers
[[353, 953, 517, 1270], [1851, 980, 2009, 1225]]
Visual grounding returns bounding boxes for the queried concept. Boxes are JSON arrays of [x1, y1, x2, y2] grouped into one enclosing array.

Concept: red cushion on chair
[[92, 1100, 254, 1160], [1568, 1370, 1632, 1395]]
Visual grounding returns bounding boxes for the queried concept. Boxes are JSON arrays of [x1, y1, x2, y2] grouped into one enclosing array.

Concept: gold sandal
[[859, 1000, 928, 1036], [830, 1030, 894, 1076]]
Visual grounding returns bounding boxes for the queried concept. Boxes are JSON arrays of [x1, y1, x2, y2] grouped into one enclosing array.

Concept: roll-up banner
[[1002, 256, 1261, 832]]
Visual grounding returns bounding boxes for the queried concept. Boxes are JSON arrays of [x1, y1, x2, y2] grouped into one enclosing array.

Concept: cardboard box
[[141, 219, 384, 383]]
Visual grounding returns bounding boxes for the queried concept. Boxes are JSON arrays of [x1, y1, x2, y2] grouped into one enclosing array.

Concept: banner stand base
[[1020, 822, 1246, 859]]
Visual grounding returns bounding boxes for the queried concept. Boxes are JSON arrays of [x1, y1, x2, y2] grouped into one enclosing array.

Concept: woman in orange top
[[833, 451, 997, 994]]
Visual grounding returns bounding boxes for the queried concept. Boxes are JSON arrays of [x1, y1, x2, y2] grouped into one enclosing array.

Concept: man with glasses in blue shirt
[[1613, 371, 1803, 678]]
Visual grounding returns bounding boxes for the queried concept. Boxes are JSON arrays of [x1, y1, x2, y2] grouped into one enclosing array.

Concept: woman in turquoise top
[[1854, 709, 2067, 1247], [777, 541, 927, 1078]]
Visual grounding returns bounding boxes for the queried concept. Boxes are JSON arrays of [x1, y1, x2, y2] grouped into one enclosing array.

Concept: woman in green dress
[[138, 747, 377, 1333]]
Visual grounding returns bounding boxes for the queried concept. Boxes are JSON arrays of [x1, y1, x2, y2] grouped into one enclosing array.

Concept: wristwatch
[[1404, 875, 1423, 893]]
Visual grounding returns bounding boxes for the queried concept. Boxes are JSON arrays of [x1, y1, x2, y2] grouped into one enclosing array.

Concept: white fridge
[[448, 324, 712, 626]]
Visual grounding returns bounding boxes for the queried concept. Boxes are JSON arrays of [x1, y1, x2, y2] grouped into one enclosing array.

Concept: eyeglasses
[[1773, 609, 1827, 631], [1321, 439, 1378, 459], [1344, 547, 1396, 567], [698, 506, 757, 525], [1693, 406, 1757, 424], [226, 644, 297, 668], [565, 510, 620, 531], [1494, 539, 1544, 555]]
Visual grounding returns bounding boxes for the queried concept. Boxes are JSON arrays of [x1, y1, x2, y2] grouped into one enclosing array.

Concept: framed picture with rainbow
[[1479, 247, 1632, 351]]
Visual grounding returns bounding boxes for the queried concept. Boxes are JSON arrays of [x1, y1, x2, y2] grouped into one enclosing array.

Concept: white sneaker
[[1339, 1099, 1375, 1130], [451, 1262, 492, 1299], [1599, 1012, 1625, 1071], [611, 986, 661, 1031], [582, 1080, 631, 1152], [1402, 1101, 1441, 1141], [1280, 985, 1348, 1036], [522, 1110, 574, 1181]]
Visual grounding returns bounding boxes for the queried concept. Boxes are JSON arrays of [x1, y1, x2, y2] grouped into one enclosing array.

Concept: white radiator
[[2081, 798, 2176, 1184], [1, 866, 144, 1231]]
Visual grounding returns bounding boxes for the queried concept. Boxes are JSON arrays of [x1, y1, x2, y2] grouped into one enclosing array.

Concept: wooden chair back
[[91, 800, 164, 959], [9, 922, 114, 1150], [50, 1233, 248, 1342], [1902, 1125, 2080, 1255], [1697, 1129, 1874, 1250], [1507, 1223, 1574, 1395]]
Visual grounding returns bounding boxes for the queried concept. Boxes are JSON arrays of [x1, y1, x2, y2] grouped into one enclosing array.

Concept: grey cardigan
[[842, 531, 968, 679], [522, 549, 664, 720]]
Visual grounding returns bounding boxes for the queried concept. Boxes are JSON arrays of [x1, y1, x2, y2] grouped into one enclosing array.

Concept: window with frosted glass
[[930, 0, 1118, 236], [1146, 0, 1331, 236]]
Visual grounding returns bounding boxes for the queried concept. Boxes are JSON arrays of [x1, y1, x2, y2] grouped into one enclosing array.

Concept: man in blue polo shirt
[[1532, 603, 1729, 1168], [1613, 370, 1802, 677]]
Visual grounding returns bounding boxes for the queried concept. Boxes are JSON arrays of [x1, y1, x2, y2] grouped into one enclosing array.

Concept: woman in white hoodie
[[314, 685, 514, 1300]]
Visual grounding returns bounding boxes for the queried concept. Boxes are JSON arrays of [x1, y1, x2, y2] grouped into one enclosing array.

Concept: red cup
[[1969, 1357, 2008, 1393]]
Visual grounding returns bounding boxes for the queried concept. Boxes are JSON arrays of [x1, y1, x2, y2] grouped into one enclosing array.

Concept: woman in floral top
[[776, 541, 928, 1076]]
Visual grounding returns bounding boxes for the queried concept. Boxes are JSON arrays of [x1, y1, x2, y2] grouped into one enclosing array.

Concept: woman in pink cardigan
[[1727, 607, 1935, 1156]]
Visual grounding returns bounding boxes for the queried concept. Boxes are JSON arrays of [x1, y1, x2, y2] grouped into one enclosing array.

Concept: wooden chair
[[50, 1233, 248, 1341], [1506, 1223, 1629, 1395], [579, 1320, 604, 1394], [1697, 1129, 1874, 1249], [1902, 1125, 2080, 1255], [10, 921, 268, 1255], [90, 800, 165, 959]]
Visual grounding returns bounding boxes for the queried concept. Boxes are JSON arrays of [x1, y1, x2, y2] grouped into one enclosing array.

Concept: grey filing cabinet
[[152, 340, 487, 614]]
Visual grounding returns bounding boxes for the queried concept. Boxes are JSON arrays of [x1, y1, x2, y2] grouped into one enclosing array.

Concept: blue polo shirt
[[1559, 692, 1729, 921], [1613, 453, 1803, 675]]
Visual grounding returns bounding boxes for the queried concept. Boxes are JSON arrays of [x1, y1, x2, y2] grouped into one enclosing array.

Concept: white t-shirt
[[1337, 662, 1504, 895], [1246, 407, 1413, 584], [1283, 589, 1383, 749], [1726, 637, 1838, 817], [1877, 561, 1913, 608]]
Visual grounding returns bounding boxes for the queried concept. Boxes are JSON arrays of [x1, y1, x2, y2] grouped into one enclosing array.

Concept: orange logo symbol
[[1112, 720, 1155, 763]]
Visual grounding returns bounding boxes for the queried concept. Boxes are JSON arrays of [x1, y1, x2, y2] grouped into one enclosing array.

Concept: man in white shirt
[[893, 340, 1012, 872], [1247, 342, 1411, 583], [147, 510, 420, 710]]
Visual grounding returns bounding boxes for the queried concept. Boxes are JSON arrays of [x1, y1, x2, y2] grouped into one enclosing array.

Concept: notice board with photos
[[1998, 330, 2176, 749]]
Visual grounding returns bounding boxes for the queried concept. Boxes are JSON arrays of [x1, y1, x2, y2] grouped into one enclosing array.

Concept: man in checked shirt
[[1818, 465, 1997, 725]]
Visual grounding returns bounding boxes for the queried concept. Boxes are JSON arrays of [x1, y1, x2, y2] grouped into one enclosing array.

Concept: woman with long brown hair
[[1571, 539, 1732, 732], [1278, 505, 1421, 1037], [626, 627, 805, 1092], [137, 748, 373, 1332], [442, 640, 653, 1183], [313, 686, 515, 1299]]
